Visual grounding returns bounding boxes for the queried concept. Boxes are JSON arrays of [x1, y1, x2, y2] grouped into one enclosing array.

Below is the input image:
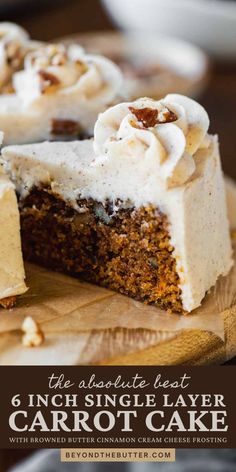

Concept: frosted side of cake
[[0, 140, 27, 306]]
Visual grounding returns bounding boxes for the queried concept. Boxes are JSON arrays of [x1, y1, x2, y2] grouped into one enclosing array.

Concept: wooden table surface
[[0, 1, 235, 470]]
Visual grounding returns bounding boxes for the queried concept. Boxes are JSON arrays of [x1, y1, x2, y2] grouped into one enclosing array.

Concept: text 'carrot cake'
[[2, 94, 233, 313]]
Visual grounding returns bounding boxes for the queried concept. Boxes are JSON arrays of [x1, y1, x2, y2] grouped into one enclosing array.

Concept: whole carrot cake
[[2, 94, 233, 313]]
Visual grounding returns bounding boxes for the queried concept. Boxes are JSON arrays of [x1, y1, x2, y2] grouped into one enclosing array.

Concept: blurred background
[[0, 0, 235, 470]]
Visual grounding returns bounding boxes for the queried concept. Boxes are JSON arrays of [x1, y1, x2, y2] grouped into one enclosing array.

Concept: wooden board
[[101, 308, 236, 365], [1, 240, 235, 366], [1, 245, 235, 365]]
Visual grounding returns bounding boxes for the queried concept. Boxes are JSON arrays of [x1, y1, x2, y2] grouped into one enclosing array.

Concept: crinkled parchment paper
[[0, 247, 235, 365]]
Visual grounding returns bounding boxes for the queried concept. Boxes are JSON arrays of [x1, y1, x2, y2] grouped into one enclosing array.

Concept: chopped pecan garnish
[[0, 296, 16, 309], [159, 108, 177, 123], [51, 118, 81, 136], [129, 106, 177, 128], [38, 70, 60, 93]]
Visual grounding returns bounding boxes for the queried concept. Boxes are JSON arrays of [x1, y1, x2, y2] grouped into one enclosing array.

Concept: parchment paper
[[0, 249, 235, 365]]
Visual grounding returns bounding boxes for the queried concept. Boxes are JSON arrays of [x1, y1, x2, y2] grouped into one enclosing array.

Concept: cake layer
[[0, 169, 27, 306], [19, 188, 183, 312], [2, 95, 233, 313]]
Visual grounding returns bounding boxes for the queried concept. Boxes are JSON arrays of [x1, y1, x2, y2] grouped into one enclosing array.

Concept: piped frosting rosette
[[0, 23, 29, 89], [94, 94, 210, 188], [13, 43, 123, 110], [0, 40, 123, 144]]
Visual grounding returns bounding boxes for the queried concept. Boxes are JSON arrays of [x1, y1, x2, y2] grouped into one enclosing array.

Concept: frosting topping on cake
[[2, 94, 232, 313], [0, 23, 29, 89], [94, 94, 210, 188], [13, 43, 123, 107]]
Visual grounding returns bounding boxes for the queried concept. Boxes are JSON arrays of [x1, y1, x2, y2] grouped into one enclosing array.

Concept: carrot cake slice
[[0, 134, 27, 308], [2, 94, 233, 313], [0, 41, 122, 145]]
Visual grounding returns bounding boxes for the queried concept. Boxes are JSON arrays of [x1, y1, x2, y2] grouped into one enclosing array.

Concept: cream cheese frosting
[[0, 42, 123, 145], [2, 94, 233, 312], [0, 22, 29, 90], [94, 95, 210, 189], [225, 175, 236, 230], [0, 132, 27, 301]]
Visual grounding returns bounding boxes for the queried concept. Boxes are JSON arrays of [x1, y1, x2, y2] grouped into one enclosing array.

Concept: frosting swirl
[[0, 22, 29, 89], [13, 43, 123, 107], [94, 94, 209, 188]]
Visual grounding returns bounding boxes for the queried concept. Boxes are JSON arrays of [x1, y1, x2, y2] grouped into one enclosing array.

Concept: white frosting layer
[[2, 95, 233, 312], [0, 22, 29, 89], [0, 42, 123, 144], [0, 131, 27, 300]]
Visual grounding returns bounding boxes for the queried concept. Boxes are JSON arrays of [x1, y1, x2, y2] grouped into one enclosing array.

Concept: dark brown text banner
[[0, 366, 235, 449]]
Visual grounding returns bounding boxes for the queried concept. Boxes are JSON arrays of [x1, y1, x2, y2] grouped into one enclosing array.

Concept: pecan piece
[[129, 106, 159, 128], [0, 296, 16, 309], [129, 106, 177, 128], [51, 118, 81, 136], [159, 108, 178, 124], [38, 70, 60, 93]]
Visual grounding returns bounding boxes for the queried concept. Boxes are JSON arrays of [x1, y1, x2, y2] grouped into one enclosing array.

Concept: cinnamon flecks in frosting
[[51, 118, 81, 136], [38, 70, 60, 93], [129, 106, 177, 128]]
